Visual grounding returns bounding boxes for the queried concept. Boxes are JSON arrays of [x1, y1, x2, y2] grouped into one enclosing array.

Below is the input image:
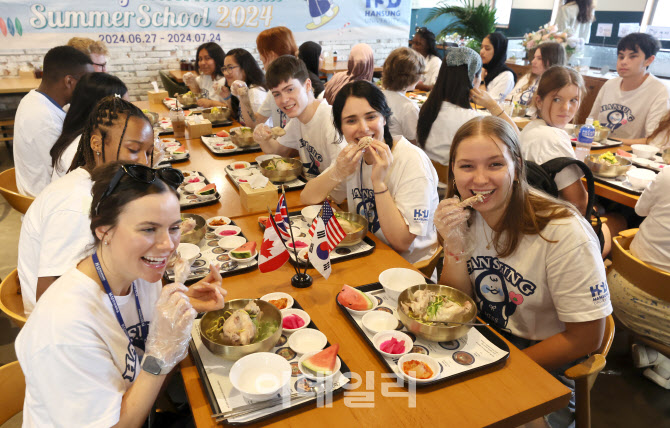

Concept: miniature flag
[[308, 201, 346, 250], [273, 194, 291, 242], [259, 223, 289, 273], [308, 217, 331, 279]]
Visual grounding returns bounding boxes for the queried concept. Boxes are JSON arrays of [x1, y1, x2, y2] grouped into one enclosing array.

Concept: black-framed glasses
[[221, 65, 240, 73], [94, 165, 184, 215], [93, 61, 107, 69]]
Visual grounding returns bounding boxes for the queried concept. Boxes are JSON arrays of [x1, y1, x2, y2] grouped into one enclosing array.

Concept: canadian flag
[[259, 224, 289, 273]]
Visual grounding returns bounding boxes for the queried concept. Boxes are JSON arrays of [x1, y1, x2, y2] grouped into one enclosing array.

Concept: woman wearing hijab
[[323, 43, 374, 104], [298, 41, 325, 98], [479, 32, 517, 102]]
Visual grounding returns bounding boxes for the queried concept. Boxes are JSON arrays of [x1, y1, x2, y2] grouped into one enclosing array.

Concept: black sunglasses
[[94, 164, 184, 215]]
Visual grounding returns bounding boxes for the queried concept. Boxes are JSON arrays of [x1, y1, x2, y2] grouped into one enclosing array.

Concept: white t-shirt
[[13, 90, 67, 197], [196, 74, 227, 103], [277, 101, 345, 180], [630, 167, 670, 272], [18, 168, 94, 316], [51, 134, 81, 181], [258, 90, 289, 129], [486, 71, 515, 103], [422, 54, 442, 86], [382, 89, 420, 142], [589, 75, 670, 140], [520, 119, 583, 190], [468, 210, 612, 340], [329, 137, 439, 264], [556, 3, 592, 43], [16, 268, 162, 427], [423, 102, 481, 165], [235, 86, 267, 127], [505, 73, 539, 107]]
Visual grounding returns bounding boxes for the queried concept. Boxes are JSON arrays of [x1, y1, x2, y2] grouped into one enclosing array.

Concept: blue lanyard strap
[[92, 252, 145, 342]]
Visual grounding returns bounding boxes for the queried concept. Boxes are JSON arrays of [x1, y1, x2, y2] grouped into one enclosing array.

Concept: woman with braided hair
[[18, 96, 156, 316]]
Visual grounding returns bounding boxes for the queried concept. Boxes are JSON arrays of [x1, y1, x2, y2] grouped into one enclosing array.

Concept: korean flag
[[308, 217, 331, 279]]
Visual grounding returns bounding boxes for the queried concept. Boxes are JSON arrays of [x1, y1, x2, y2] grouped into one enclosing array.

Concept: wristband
[[374, 187, 389, 195], [223, 95, 231, 101], [494, 108, 504, 116]]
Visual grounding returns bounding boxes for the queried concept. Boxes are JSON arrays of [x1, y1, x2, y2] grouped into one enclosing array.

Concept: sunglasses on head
[[94, 164, 184, 216]]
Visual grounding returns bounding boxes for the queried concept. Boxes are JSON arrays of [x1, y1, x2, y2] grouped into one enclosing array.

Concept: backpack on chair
[[525, 157, 605, 250]]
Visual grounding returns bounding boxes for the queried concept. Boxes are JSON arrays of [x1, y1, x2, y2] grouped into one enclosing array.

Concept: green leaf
[[424, 0, 497, 44]]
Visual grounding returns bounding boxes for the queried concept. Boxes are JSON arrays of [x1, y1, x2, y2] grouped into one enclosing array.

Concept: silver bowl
[[201, 107, 231, 123], [180, 213, 206, 244], [572, 125, 610, 142], [334, 212, 368, 247], [229, 127, 257, 147], [397, 284, 477, 342], [176, 92, 199, 109], [259, 158, 302, 182], [143, 111, 159, 126], [585, 155, 632, 178], [200, 299, 282, 361]]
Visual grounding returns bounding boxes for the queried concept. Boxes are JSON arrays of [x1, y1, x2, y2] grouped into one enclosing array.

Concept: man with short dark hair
[[589, 33, 669, 146], [13, 45, 94, 196]]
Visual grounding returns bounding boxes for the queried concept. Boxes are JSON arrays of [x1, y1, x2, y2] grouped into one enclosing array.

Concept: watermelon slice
[[216, 130, 230, 138], [172, 145, 187, 155], [616, 149, 633, 158], [303, 344, 339, 375], [196, 183, 216, 196], [231, 241, 257, 259], [337, 285, 373, 311]]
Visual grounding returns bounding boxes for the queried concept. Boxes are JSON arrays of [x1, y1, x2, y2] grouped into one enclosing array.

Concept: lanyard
[[92, 252, 146, 343]]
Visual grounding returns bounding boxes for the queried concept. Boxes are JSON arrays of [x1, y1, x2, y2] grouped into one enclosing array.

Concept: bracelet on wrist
[[374, 187, 389, 195], [494, 108, 504, 116]]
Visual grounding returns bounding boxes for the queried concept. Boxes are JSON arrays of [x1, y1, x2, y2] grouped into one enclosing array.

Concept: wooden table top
[[180, 213, 571, 428], [170, 69, 192, 84], [0, 76, 41, 94]]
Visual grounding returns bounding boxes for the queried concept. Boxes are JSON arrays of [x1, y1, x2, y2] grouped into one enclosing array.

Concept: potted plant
[[425, 0, 497, 51]]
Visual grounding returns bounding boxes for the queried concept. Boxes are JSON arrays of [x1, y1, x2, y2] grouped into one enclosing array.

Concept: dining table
[[0, 76, 41, 94], [170, 69, 191, 84], [133, 99, 574, 427]]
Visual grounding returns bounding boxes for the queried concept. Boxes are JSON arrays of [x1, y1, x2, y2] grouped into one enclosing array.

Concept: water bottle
[[333, 50, 338, 63], [575, 118, 595, 161]]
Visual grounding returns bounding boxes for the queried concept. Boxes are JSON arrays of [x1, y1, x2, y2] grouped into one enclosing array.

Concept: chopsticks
[[211, 392, 310, 421]]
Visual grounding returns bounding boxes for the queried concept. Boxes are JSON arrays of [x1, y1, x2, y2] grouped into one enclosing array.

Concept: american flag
[[273, 194, 291, 242], [308, 201, 346, 250]]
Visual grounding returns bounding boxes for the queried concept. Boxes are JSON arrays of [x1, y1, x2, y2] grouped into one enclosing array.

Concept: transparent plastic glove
[[329, 143, 363, 183], [231, 80, 249, 98], [253, 123, 273, 145], [173, 253, 194, 284], [187, 264, 227, 312], [434, 198, 474, 262], [144, 284, 197, 372], [182, 72, 197, 87], [152, 135, 166, 167]]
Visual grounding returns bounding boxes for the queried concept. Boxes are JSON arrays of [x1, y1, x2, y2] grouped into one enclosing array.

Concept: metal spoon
[[430, 320, 489, 327]]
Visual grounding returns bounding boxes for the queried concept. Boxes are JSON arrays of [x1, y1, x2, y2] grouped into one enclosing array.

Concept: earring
[[104, 240, 109, 246], [453, 179, 457, 188], [96, 151, 101, 156]]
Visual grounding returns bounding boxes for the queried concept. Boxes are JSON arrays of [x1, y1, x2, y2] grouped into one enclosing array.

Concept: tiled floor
[[1, 144, 669, 427]]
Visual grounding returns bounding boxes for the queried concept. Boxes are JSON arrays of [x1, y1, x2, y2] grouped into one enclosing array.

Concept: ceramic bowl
[[229, 352, 292, 401]]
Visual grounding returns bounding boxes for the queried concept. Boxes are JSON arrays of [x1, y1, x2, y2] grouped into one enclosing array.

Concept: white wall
[[511, 0, 554, 10]]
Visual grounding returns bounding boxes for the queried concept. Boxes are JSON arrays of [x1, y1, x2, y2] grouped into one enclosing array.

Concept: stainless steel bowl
[[200, 299, 283, 361], [662, 148, 670, 165], [180, 213, 206, 244], [335, 212, 368, 247], [585, 155, 632, 178], [143, 111, 158, 126], [397, 284, 477, 342], [176, 93, 199, 108], [201, 107, 231, 123], [572, 125, 610, 142], [229, 127, 257, 147], [259, 158, 302, 182]]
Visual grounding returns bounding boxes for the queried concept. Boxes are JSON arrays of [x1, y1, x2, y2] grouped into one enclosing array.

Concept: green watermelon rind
[[230, 250, 252, 258], [230, 241, 256, 259], [337, 285, 374, 311], [302, 345, 339, 375]]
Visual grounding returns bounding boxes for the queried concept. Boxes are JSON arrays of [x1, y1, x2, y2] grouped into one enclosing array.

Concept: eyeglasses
[[94, 164, 184, 215], [221, 65, 240, 73], [93, 62, 107, 69]]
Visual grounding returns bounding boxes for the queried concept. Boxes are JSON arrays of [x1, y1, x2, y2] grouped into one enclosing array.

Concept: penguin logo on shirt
[[474, 270, 518, 329], [299, 138, 323, 177], [599, 103, 634, 131]]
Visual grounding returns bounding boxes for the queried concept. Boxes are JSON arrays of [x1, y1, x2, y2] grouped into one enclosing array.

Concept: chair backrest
[[596, 314, 615, 357], [0, 361, 25, 425], [611, 229, 670, 302], [430, 159, 448, 185], [159, 70, 189, 96], [0, 168, 34, 214], [0, 269, 27, 328], [413, 245, 443, 278]]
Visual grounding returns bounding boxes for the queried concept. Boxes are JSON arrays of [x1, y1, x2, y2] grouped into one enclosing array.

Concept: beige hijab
[[324, 43, 375, 104]]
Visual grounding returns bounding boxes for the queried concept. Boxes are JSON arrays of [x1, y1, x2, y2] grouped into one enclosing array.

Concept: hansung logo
[[589, 281, 610, 305]]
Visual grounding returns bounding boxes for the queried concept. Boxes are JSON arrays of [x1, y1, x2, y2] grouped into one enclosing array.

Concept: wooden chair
[[0, 269, 27, 328], [0, 168, 34, 214], [564, 314, 615, 428], [413, 245, 443, 278], [608, 229, 670, 357], [430, 159, 448, 186], [0, 108, 16, 153], [0, 361, 25, 425]]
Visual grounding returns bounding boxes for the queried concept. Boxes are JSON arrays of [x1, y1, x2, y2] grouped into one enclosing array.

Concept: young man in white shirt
[[253, 55, 344, 180], [13, 45, 94, 197], [589, 33, 670, 146]]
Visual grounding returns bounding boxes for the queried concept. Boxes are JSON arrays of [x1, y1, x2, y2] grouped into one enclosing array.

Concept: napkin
[[247, 173, 269, 189], [151, 81, 160, 92]]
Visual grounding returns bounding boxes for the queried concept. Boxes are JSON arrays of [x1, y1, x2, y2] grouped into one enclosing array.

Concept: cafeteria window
[[493, 0, 512, 28], [643, 0, 670, 40]]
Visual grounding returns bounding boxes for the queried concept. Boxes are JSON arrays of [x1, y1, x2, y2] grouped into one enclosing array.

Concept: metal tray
[[178, 172, 221, 209], [225, 162, 306, 192], [200, 134, 262, 157]]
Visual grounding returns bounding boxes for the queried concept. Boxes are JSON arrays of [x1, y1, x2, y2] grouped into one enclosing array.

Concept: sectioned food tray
[[201, 134, 262, 156], [225, 162, 306, 192], [189, 299, 350, 425], [164, 222, 257, 283], [337, 283, 509, 388], [592, 174, 644, 195], [570, 138, 623, 149], [177, 171, 221, 209]]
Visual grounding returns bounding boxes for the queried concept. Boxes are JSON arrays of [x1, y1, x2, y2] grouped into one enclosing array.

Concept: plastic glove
[[434, 197, 474, 262], [253, 123, 273, 145], [144, 284, 197, 372], [187, 264, 227, 313], [152, 135, 166, 167], [366, 139, 394, 187], [328, 143, 363, 183], [182, 72, 197, 87], [231, 80, 249, 98], [173, 253, 194, 284]]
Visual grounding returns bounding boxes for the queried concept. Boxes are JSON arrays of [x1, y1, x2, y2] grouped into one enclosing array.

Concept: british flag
[[273, 194, 291, 242], [308, 201, 346, 250]]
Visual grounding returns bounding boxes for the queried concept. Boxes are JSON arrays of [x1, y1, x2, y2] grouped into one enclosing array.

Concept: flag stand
[[290, 272, 313, 288]]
